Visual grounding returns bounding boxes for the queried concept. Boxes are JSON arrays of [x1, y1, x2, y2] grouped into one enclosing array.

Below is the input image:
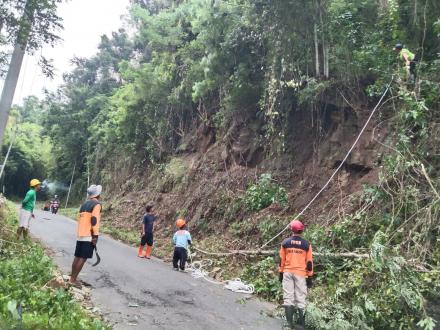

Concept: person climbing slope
[[137, 204, 157, 259], [69, 184, 102, 287], [17, 179, 41, 240], [172, 218, 192, 272], [278, 220, 313, 330], [394, 43, 417, 83]]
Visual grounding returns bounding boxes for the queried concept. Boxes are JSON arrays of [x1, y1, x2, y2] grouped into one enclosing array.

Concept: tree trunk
[[323, 44, 330, 78], [378, 0, 389, 10], [0, 0, 35, 147], [314, 23, 320, 76], [65, 162, 76, 209], [318, 0, 329, 78]]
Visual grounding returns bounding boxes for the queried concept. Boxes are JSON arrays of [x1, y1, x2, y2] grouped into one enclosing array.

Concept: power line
[[260, 76, 394, 249]]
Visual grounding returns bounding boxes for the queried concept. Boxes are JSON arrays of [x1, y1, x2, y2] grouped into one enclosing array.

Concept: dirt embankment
[[99, 96, 392, 257]]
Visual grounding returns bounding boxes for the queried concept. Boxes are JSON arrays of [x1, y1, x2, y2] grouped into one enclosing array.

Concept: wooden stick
[[192, 247, 369, 259]]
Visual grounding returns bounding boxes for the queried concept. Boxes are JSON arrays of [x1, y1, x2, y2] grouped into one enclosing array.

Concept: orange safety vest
[[279, 235, 314, 277], [77, 198, 101, 238]]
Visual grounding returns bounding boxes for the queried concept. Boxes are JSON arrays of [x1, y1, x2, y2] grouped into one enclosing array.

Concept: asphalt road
[[29, 209, 280, 330]]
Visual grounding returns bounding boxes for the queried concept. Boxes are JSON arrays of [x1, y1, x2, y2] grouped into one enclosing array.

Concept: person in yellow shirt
[[69, 184, 102, 286], [394, 43, 417, 83], [278, 220, 313, 330]]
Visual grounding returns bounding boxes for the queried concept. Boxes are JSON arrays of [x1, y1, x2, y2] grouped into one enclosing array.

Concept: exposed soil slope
[[99, 95, 393, 258]]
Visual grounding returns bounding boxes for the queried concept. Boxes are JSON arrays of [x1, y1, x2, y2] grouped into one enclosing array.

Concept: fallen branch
[[314, 252, 370, 258], [420, 163, 440, 200], [193, 246, 369, 259], [193, 247, 274, 257]]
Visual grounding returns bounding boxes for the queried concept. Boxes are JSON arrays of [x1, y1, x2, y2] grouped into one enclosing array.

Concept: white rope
[[224, 279, 255, 294], [187, 250, 254, 294], [260, 77, 394, 249]]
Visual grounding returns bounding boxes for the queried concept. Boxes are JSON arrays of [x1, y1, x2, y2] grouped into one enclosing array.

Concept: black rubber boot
[[283, 305, 294, 329], [295, 308, 306, 330]]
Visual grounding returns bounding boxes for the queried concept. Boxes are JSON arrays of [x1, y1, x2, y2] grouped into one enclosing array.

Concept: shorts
[[141, 232, 153, 246], [74, 241, 94, 259], [19, 209, 32, 228]]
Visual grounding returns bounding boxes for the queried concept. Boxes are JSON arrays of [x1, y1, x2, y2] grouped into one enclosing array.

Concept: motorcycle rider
[[50, 195, 60, 214]]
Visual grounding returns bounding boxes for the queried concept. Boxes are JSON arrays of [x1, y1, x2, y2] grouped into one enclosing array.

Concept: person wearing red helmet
[[278, 219, 313, 330]]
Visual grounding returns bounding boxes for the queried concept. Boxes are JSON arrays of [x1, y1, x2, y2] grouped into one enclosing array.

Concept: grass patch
[[58, 207, 79, 220], [101, 226, 139, 245], [165, 157, 188, 181], [0, 200, 108, 329]]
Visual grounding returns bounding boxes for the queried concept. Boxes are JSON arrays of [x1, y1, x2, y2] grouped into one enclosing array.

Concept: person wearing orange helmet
[[172, 218, 192, 271], [17, 179, 41, 240], [278, 219, 313, 330]]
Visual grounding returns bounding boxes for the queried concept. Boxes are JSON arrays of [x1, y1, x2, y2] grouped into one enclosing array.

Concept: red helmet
[[290, 220, 304, 233]]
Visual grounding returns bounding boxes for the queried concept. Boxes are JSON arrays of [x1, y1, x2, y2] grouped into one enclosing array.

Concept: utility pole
[[0, 0, 35, 147], [65, 162, 76, 209]]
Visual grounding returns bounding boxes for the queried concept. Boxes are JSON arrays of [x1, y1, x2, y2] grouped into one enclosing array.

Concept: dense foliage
[[1, 97, 53, 198], [38, 0, 439, 199], [244, 173, 288, 211], [0, 0, 62, 76], [242, 80, 440, 328]]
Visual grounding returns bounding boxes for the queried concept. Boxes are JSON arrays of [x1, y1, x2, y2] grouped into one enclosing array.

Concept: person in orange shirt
[[69, 184, 102, 287], [278, 220, 313, 330]]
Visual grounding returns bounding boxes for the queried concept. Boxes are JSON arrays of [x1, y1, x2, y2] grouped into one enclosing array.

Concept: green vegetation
[[241, 86, 440, 327], [101, 226, 139, 246], [2, 98, 54, 198], [244, 173, 288, 211], [0, 0, 62, 76], [30, 0, 438, 198], [242, 256, 282, 301], [58, 207, 78, 220], [1, 0, 440, 329], [0, 201, 107, 329]]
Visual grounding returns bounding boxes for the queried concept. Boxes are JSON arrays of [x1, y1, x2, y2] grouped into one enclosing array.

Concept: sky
[[11, 0, 131, 104]]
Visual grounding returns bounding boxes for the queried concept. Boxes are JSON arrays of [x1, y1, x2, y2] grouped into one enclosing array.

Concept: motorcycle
[[50, 201, 60, 214]]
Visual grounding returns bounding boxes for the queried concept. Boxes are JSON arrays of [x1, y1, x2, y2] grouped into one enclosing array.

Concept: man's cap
[[87, 184, 102, 198], [394, 43, 403, 50], [30, 179, 41, 187]]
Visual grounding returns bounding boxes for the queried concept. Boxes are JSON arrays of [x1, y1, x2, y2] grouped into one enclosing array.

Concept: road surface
[[29, 209, 280, 329]]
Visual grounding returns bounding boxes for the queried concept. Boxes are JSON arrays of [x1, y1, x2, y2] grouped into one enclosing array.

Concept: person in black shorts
[[70, 184, 102, 287], [137, 204, 157, 259]]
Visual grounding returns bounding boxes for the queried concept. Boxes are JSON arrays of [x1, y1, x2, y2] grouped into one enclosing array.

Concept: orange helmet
[[176, 218, 186, 228]]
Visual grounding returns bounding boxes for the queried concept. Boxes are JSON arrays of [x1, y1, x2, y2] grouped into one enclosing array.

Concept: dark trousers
[[409, 61, 416, 79], [173, 247, 187, 270]]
